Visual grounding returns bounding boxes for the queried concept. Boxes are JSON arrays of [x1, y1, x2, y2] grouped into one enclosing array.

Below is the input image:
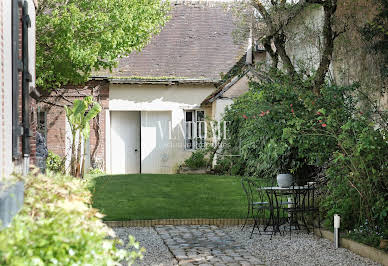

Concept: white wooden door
[[141, 111, 172, 173], [110, 111, 140, 174]]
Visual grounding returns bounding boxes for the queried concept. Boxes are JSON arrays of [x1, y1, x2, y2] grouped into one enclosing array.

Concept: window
[[185, 110, 205, 150]]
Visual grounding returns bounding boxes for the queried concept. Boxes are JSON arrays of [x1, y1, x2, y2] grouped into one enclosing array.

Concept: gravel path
[[113, 227, 177, 266], [224, 226, 380, 266], [113, 225, 380, 266]]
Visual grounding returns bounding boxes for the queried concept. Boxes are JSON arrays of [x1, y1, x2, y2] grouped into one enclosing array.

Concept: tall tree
[[250, 0, 339, 95], [36, 0, 170, 91]]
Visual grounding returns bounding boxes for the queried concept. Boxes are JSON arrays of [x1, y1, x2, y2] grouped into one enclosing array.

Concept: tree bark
[[312, 0, 338, 95], [70, 130, 76, 176], [274, 31, 298, 77], [252, 0, 298, 76], [262, 35, 279, 69], [75, 132, 82, 177]]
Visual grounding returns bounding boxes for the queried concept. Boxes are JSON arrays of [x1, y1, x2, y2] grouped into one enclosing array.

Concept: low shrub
[[345, 221, 386, 251], [0, 171, 144, 265], [88, 167, 105, 175], [46, 151, 65, 173], [183, 149, 208, 169], [213, 156, 245, 176]]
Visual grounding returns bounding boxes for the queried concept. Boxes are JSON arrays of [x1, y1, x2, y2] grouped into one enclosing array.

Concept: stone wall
[[285, 1, 385, 100]]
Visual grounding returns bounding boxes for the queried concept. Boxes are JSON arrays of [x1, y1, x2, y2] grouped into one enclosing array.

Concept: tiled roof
[[93, 0, 246, 82]]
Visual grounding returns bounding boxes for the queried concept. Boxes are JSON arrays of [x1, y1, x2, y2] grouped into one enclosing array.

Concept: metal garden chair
[[241, 177, 271, 238]]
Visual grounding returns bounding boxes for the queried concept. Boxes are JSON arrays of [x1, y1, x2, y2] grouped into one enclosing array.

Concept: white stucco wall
[[223, 75, 250, 99], [108, 83, 215, 173], [0, 0, 13, 179], [285, 5, 329, 77], [212, 98, 234, 122]]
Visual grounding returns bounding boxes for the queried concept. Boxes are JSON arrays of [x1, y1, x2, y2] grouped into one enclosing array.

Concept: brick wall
[[40, 80, 109, 170]]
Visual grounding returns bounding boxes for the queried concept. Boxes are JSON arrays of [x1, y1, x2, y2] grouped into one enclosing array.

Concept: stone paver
[[154, 225, 263, 265]]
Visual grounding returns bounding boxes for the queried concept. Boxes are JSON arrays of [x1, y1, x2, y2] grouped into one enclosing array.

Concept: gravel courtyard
[[113, 225, 380, 266]]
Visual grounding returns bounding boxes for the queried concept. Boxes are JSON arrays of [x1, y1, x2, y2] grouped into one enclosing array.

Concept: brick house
[[39, 0, 258, 174], [0, 0, 38, 178]]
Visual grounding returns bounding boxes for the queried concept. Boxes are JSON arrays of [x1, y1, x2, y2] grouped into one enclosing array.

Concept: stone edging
[[314, 228, 388, 266], [104, 218, 254, 227]]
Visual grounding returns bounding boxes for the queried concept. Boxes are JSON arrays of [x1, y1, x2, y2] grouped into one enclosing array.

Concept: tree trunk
[[80, 138, 87, 178], [263, 35, 279, 69], [75, 132, 82, 177], [312, 1, 337, 95], [91, 115, 100, 167], [274, 32, 298, 78], [70, 131, 77, 176]]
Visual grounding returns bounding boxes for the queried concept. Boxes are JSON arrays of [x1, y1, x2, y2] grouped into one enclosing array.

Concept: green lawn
[[90, 174, 262, 221]]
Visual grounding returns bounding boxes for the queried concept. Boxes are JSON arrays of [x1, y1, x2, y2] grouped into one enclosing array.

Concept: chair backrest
[[241, 177, 252, 206]]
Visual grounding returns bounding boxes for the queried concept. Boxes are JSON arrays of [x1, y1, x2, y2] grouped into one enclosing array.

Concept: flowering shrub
[[0, 171, 144, 265], [221, 73, 388, 235]]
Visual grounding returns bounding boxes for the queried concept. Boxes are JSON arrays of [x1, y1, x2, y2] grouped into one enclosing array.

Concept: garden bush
[[221, 72, 388, 240], [88, 167, 105, 175], [0, 171, 143, 265], [46, 151, 65, 173], [183, 149, 208, 169]]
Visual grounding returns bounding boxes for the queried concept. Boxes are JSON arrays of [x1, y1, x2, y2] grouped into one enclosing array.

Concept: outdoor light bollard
[[334, 214, 340, 249]]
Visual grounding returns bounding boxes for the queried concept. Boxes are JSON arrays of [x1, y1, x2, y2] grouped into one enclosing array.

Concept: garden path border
[[104, 218, 254, 227], [313, 228, 388, 266]]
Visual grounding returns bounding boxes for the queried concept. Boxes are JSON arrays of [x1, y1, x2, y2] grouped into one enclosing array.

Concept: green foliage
[[221, 72, 388, 233], [213, 156, 245, 176], [88, 167, 105, 175], [346, 221, 387, 251], [64, 96, 101, 140], [183, 150, 208, 169], [0, 171, 144, 265], [36, 0, 170, 90], [46, 151, 65, 173], [65, 96, 102, 177], [222, 73, 332, 178], [321, 115, 388, 231]]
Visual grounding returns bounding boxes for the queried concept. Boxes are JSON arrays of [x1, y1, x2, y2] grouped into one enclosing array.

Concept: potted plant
[[276, 151, 294, 188]]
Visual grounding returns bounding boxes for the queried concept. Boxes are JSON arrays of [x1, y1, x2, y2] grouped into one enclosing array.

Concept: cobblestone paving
[[154, 225, 263, 266]]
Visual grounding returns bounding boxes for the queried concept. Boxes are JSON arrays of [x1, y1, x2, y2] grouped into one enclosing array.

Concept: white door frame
[[105, 110, 111, 173]]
